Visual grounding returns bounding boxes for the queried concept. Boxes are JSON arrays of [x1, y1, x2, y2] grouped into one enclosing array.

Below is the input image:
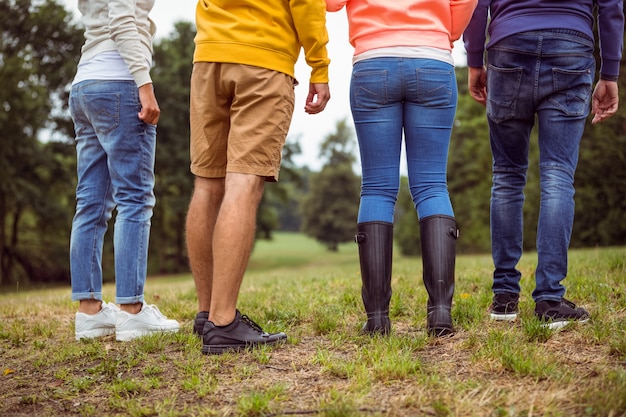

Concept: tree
[[571, 24, 626, 247], [394, 177, 421, 256], [300, 119, 360, 251], [149, 21, 196, 273], [0, 0, 83, 286], [446, 68, 494, 253], [259, 137, 305, 237]]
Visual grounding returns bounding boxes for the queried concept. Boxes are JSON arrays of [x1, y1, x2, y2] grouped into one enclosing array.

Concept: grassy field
[[1, 232, 625, 416]]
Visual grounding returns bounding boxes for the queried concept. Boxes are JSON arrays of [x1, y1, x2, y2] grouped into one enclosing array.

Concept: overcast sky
[[63, 1, 468, 171]]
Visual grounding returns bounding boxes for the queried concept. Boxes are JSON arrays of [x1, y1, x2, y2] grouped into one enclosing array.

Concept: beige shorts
[[189, 62, 296, 182]]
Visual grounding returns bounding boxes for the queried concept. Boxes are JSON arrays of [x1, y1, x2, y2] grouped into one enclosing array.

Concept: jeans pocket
[[415, 68, 452, 106], [487, 65, 523, 123], [83, 93, 120, 135], [351, 69, 388, 109], [549, 68, 592, 116]]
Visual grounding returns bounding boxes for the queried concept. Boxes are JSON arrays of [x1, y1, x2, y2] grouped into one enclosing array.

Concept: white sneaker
[[115, 303, 180, 341], [75, 301, 119, 340]]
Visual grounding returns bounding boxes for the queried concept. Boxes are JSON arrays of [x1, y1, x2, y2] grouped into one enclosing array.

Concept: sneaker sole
[[202, 339, 286, 355], [490, 312, 518, 322], [202, 344, 248, 355], [75, 328, 115, 340], [541, 318, 590, 330], [116, 328, 179, 342]]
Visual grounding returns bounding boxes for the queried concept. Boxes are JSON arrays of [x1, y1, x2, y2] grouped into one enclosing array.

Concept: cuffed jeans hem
[[71, 292, 103, 302], [116, 296, 145, 305]]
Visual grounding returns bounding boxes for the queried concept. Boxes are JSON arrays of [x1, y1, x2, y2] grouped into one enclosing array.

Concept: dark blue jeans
[[486, 30, 595, 302], [350, 57, 456, 224]]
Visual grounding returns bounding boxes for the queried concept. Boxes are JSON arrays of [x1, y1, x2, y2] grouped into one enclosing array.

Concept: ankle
[[78, 299, 103, 315], [119, 302, 142, 315], [209, 310, 236, 327]]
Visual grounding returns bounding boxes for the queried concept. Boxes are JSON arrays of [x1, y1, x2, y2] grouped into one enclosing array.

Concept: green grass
[[1, 232, 625, 416]]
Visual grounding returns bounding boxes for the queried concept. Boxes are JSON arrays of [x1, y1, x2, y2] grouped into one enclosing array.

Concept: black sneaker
[[193, 311, 209, 337], [535, 298, 590, 330], [489, 292, 519, 321], [202, 310, 287, 355]]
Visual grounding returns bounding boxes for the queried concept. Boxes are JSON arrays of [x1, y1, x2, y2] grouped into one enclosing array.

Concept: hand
[[304, 82, 330, 114], [591, 79, 619, 124], [468, 66, 487, 107], [138, 83, 161, 125]]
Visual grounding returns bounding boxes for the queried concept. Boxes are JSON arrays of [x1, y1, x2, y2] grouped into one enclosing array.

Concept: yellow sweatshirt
[[194, 0, 330, 83]]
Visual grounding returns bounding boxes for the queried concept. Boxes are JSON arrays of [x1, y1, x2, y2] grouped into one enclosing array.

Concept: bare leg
[[209, 172, 265, 326], [119, 303, 142, 314], [78, 299, 103, 314], [186, 177, 225, 312], [79, 300, 142, 314]]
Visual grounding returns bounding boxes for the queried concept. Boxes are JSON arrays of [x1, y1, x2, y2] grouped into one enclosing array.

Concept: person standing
[[70, 0, 180, 341], [187, 0, 331, 354], [325, 0, 477, 336], [464, 0, 623, 328]]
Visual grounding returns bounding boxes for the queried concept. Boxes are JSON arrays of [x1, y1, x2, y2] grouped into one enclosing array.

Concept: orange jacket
[[326, 0, 477, 55]]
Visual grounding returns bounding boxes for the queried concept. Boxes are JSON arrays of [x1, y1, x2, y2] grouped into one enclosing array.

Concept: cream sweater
[[77, 0, 157, 87]]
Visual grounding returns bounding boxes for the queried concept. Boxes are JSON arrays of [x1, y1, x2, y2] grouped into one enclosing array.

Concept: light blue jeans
[[69, 80, 156, 304], [486, 30, 594, 302], [350, 57, 456, 224]]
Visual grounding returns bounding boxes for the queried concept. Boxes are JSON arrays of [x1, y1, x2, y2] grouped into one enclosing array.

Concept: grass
[[1, 232, 625, 416]]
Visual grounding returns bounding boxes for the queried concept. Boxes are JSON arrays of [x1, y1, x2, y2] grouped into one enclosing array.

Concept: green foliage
[[319, 119, 358, 167], [0, 0, 83, 285], [301, 120, 360, 251], [301, 163, 360, 251], [257, 137, 305, 239], [150, 22, 196, 273], [574, 111, 626, 247], [447, 71, 493, 253], [394, 177, 421, 256], [572, 17, 626, 248]]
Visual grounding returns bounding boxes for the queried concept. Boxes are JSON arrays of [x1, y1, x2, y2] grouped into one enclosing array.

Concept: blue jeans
[[69, 80, 157, 304], [486, 30, 594, 302], [350, 58, 456, 224]]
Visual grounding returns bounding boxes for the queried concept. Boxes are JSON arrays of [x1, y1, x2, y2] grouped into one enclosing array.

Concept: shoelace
[[143, 304, 166, 319], [240, 314, 264, 334], [104, 302, 120, 312]]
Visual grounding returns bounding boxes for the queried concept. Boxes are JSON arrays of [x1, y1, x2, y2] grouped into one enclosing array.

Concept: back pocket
[[351, 69, 388, 109], [415, 68, 452, 106], [83, 93, 120, 135], [549, 68, 592, 116], [486, 65, 522, 123]]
